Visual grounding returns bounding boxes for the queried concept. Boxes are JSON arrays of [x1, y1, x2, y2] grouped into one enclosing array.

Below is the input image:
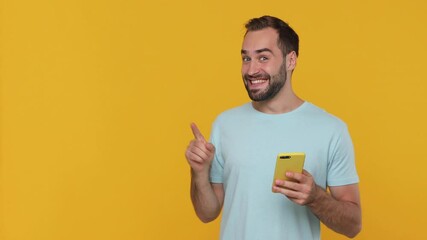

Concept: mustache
[[243, 73, 271, 81]]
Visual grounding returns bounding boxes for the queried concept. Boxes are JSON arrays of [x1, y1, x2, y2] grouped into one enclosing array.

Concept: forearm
[[308, 186, 362, 238], [190, 170, 221, 223]]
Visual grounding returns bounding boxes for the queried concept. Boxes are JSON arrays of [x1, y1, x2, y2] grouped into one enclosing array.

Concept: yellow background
[[1, 0, 426, 239]]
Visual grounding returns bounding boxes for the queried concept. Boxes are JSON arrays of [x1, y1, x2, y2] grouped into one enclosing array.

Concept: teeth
[[251, 79, 267, 84]]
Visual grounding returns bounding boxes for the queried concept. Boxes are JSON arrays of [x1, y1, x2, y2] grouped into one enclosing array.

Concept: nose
[[245, 61, 260, 76]]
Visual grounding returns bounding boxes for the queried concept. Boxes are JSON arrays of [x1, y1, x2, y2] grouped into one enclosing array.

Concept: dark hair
[[245, 15, 299, 57]]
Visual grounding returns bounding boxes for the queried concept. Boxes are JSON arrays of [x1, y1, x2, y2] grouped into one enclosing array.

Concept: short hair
[[245, 15, 299, 57]]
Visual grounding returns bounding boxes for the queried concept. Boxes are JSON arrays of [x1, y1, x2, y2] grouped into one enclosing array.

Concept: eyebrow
[[241, 48, 274, 55]]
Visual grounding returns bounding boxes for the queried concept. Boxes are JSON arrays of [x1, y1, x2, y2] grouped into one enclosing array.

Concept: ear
[[286, 51, 297, 71]]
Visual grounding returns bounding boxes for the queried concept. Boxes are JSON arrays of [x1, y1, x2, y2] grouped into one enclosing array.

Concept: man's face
[[241, 27, 287, 102]]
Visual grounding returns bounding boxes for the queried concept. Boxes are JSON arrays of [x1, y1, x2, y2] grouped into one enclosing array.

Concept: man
[[185, 15, 361, 239]]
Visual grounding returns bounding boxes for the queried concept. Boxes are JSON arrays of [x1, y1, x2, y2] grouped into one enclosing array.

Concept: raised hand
[[185, 123, 215, 175]]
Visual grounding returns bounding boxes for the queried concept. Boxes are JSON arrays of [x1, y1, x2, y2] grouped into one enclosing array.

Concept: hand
[[185, 123, 215, 175], [272, 170, 318, 206]]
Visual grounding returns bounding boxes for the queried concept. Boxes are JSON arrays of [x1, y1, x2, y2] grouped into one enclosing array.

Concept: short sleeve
[[327, 124, 359, 186], [209, 119, 224, 183]]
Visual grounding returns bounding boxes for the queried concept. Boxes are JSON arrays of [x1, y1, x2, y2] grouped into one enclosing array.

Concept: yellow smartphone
[[272, 152, 305, 190]]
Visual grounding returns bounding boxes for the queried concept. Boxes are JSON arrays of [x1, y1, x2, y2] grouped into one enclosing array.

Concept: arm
[[186, 123, 224, 223], [190, 173, 224, 223], [273, 170, 362, 238], [309, 184, 361, 238]]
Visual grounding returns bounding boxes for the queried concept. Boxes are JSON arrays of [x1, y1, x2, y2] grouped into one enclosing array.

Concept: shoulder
[[213, 102, 253, 124], [302, 102, 348, 130]]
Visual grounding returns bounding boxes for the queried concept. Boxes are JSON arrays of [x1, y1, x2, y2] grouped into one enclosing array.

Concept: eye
[[242, 56, 251, 62], [259, 56, 268, 61]]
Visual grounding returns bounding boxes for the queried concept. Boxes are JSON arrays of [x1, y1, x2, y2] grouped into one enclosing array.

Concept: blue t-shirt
[[209, 102, 359, 240]]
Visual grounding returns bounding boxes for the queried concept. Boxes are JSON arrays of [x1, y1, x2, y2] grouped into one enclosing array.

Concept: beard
[[243, 63, 287, 102]]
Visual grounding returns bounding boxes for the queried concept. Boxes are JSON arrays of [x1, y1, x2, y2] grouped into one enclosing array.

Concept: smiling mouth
[[244, 73, 270, 88], [247, 76, 270, 87], [249, 79, 268, 85]]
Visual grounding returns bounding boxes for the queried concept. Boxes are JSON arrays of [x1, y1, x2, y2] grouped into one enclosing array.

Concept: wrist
[[191, 168, 211, 184], [307, 184, 324, 207]]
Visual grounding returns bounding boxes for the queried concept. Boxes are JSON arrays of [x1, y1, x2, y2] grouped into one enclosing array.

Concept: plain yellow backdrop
[[1, 0, 427, 239]]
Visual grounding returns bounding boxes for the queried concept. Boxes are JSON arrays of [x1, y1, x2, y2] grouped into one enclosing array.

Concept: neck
[[252, 78, 304, 114]]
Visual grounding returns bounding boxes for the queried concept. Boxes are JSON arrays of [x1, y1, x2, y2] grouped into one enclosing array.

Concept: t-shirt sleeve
[[327, 124, 359, 186], [209, 119, 224, 183]]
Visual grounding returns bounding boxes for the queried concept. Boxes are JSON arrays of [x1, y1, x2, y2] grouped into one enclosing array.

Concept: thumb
[[206, 142, 215, 152], [302, 169, 312, 177], [190, 122, 206, 143]]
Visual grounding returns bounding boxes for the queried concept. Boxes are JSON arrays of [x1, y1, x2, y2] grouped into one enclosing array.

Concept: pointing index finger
[[190, 122, 206, 142]]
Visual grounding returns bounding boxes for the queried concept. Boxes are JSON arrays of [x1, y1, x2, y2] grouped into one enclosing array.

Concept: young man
[[185, 16, 361, 239]]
